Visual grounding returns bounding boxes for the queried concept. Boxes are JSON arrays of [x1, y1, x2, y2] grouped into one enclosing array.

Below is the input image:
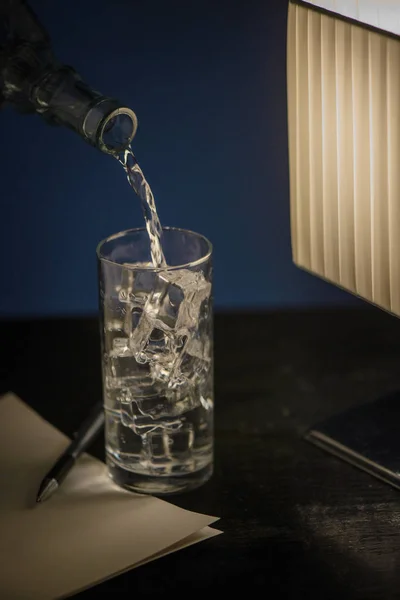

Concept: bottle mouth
[[83, 100, 138, 154], [98, 107, 138, 154]]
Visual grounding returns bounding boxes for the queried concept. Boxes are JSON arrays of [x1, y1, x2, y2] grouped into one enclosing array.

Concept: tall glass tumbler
[[97, 227, 213, 495]]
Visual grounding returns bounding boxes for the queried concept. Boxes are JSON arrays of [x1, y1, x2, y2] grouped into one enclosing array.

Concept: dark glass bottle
[[0, 0, 138, 154]]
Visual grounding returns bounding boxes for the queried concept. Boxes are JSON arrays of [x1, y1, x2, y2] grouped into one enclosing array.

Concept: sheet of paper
[[0, 393, 221, 600]]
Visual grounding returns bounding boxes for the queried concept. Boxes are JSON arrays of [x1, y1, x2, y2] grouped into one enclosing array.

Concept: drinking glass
[[97, 227, 213, 495]]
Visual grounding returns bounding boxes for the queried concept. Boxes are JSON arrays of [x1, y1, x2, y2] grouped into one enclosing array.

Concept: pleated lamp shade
[[287, 0, 400, 317]]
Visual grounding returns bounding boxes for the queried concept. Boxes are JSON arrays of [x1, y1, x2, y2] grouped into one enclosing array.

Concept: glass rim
[[96, 226, 213, 271]]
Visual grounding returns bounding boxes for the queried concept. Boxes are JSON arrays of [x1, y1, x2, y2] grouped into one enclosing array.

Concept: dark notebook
[[305, 390, 400, 490]]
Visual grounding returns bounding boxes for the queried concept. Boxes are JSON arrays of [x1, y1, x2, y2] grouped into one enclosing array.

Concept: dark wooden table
[[1, 307, 400, 599]]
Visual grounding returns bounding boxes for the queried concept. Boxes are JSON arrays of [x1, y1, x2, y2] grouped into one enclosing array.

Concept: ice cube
[[104, 318, 125, 353], [115, 267, 155, 336], [117, 262, 155, 304], [131, 414, 182, 435], [159, 269, 211, 332], [113, 266, 157, 355], [110, 337, 131, 356], [146, 423, 195, 466], [161, 352, 207, 414], [137, 388, 201, 418], [115, 386, 184, 427], [128, 276, 167, 353], [128, 290, 179, 366], [147, 429, 172, 461], [185, 336, 211, 362], [151, 334, 210, 392], [127, 269, 210, 380], [178, 351, 209, 382], [140, 327, 175, 364], [149, 333, 189, 385], [165, 387, 202, 414], [103, 295, 126, 337], [123, 412, 159, 433], [106, 337, 153, 390], [117, 267, 134, 303], [109, 338, 137, 378], [134, 269, 211, 336], [123, 305, 144, 337]]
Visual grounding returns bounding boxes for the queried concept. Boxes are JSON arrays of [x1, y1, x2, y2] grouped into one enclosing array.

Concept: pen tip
[[36, 479, 59, 503]]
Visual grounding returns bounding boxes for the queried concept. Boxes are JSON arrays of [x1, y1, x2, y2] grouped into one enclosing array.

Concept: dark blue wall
[[0, 0, 361, 317]]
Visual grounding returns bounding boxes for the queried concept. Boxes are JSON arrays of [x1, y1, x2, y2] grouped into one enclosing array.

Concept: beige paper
[[0, 393, 221, 600], [287, 2, 400, 317]]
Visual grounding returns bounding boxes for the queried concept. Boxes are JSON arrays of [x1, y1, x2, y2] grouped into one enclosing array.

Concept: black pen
[[36, 401, 105, 503]]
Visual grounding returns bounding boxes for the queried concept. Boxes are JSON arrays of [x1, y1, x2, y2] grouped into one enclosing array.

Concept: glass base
[[107, 457, 213, 496]]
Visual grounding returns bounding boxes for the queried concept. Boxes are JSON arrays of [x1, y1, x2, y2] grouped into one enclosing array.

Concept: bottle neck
[[31, 66, 138, 153], [0, 1, 138, 154]]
